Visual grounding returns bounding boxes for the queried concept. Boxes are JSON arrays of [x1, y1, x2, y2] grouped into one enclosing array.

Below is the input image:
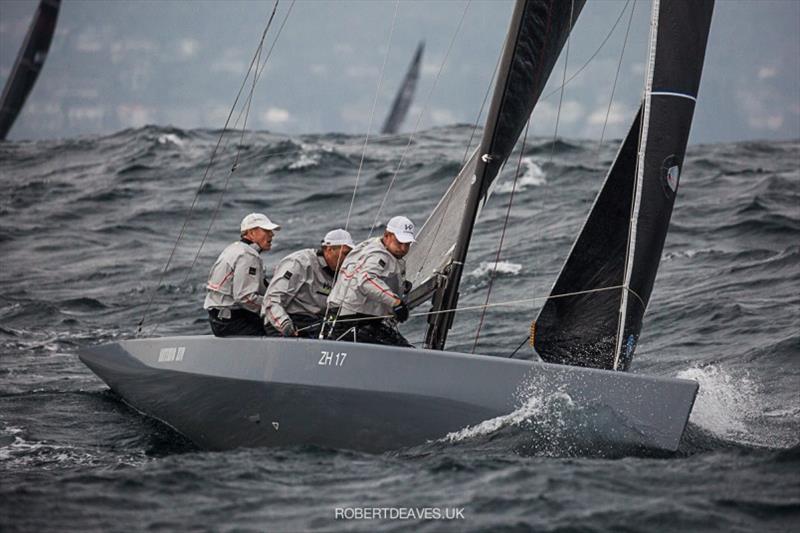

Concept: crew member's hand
[[392, 301, 409, 323], [280, 321, 298, 337]]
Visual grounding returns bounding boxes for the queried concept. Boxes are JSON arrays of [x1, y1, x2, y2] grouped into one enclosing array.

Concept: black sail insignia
[[380, 41, 424, 135], [534, 0, 714, 370], [0, 0, 61, 140]]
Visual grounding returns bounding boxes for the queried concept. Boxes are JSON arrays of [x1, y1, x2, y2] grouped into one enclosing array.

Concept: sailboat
[[0, 0, 60, 140], [381, 41, 424, 135], [79, 0, 714, 454]]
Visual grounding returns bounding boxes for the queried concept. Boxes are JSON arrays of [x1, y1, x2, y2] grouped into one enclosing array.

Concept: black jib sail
[[381, 41, 424, 135], [534, 0, 715, 371], [0, 0, 61, 140], [417, 0, 585, 350]]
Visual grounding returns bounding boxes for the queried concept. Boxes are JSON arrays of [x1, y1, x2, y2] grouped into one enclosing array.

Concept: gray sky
[[1, 0, 798, 143]]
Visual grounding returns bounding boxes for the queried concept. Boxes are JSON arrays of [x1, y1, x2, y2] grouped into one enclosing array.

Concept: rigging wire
[[473, 0, 577, 354], [549, 0, 573, 162], [136, 0, 282, 336], [540, 0, 631, 101], [471, 119, 530, 353], [300, 283, 633, 333], [320, 0, 402, 336], [407, 50, 500, 287], [369, 0, 471, 233], [323, 0, 472, 338], [182, 0, 296, 304], [597, 0, 636, 153]]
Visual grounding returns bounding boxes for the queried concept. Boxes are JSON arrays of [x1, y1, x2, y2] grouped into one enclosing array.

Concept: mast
[[425, 0, 584, 349], [0, 0, 61, 140]]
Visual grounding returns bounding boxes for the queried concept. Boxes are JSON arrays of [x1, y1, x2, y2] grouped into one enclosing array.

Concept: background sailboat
[[380, 41, 424, 135], [0, 0, 60, 141]]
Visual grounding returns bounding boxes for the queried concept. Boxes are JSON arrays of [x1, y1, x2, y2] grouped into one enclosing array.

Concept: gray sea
[[1, 126, 798, 531]]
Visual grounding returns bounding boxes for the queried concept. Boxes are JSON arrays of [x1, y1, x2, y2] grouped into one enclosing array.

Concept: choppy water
[[1, 126, 798, 531]]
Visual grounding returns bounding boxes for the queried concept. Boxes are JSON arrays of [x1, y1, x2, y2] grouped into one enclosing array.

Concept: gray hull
[[78, 336, 697, 454]]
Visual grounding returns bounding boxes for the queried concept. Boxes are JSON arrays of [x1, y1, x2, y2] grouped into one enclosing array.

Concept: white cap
[[386, 216, 416, 243], [240, 213, 281, 233], [322, 228, 354, 248]]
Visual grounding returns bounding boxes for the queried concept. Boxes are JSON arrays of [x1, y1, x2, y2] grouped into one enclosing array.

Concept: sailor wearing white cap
[[263, 229, 355, 337], [325, 216, 416, 346], [204, 213, 281, 337]]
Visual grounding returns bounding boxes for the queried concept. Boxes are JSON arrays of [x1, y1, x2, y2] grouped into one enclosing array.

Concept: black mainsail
[[407, 0, 585, 350], [0, 0, 61, 140], [381, 41, 424, 135], [534, 0, 715, 370]]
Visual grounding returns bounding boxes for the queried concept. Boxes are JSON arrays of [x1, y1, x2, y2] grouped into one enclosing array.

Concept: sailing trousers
[[263, 313, 324, 338], [325, 312, 413, 348], [207, 309, 264, 337]]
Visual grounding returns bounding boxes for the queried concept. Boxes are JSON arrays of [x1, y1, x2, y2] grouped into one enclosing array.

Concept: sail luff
[[0, 0, 61, 140], [424, 0, 585, 350], [614, 0, 661, 369]]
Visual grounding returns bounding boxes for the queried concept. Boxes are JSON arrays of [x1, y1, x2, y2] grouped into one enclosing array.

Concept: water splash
[[443, 392, 575, 444], [678, 364, 797, 448]]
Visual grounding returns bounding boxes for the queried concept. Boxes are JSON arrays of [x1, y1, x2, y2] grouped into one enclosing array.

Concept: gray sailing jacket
[[203, 240, 265, 314], [327, 237, 405, 317], [263, 248, 334, 333]]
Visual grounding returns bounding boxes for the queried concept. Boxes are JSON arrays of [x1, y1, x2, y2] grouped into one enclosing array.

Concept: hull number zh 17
[[319, 350, 347, 367]]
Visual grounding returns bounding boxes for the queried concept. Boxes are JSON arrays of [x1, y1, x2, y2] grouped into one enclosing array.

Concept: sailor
[[263, 229, 355, 338], [204, 212, 280, 337], [325, 216, 416, 347]]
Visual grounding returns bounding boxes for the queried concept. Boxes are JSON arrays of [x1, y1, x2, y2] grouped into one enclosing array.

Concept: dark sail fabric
[[405, 149, 478, 309], [380, 41, 424, 135], [424, 0, 585, 349], [615, 0, 715, 371], [533, 108, 641, 367], [473, 0, 585, 200], [534, 0, 714, 370], [0, 0, 60, 140]]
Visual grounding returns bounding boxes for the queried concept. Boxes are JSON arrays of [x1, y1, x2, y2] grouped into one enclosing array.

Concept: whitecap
[[157, 134, 184, 147], [469, 261, 522, 278], [288, 153, 319, 170], [494, 157, 547, 193]]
